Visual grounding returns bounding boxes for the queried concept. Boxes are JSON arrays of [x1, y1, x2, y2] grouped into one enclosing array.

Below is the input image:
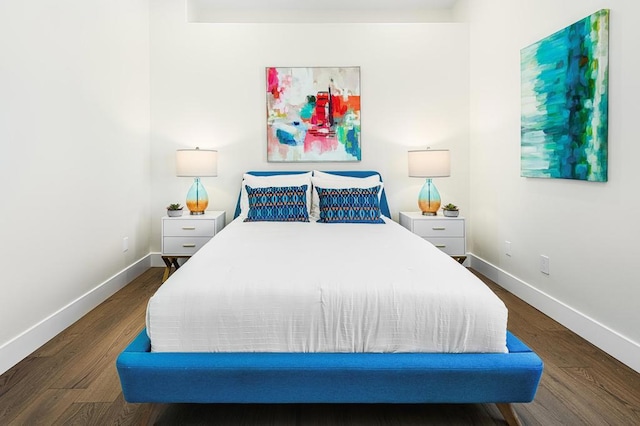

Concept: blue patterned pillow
[[244, 185, 310, 222], [316, 186, 385, 224]]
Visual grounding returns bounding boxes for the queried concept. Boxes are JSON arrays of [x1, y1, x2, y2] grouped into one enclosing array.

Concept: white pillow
[[240, 172, 313, 218], [310, 174, 383, 219], [313, 170, 381, 181]]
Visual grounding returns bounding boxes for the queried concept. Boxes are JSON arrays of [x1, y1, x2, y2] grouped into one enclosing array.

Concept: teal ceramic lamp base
[[185, 177, 209, 215], [418, 178, 441, 216]]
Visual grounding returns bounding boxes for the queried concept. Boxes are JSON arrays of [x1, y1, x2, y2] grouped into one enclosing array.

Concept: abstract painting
[[266, 67, 361, 162], [521, 9, 609, 181]]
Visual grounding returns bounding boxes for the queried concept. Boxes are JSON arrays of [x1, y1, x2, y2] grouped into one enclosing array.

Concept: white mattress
[[147, 217, 508, 353]]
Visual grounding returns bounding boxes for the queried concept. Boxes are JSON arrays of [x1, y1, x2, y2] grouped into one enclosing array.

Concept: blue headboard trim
[[234, 171, 391, 219]]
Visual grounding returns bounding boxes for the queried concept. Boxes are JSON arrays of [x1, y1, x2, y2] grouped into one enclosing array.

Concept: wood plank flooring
[[1, 267, 639, 425]]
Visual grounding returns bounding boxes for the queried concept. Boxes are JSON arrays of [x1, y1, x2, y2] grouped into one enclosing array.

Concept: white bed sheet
[[147, 217, 508, 353]]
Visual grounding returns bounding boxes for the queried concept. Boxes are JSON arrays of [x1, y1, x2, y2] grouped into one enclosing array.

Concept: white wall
[[465, 0, 640, 371], [149, 0, 470, 251], [0, 0, 151, 374]]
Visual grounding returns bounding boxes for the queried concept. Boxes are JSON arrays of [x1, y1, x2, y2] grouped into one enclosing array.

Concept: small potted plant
[[442, 203, 459, 217], [167, 203, 183, 217]]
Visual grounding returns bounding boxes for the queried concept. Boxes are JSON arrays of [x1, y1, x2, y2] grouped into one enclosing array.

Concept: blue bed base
[[117, 330, 542, 405], [117, 170, 543, 424]]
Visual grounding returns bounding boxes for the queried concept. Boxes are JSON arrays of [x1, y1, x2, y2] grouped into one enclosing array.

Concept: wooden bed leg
[[496, 403, 522, 426]]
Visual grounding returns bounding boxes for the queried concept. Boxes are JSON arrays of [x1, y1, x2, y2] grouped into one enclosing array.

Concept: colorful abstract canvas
[[521, 9, 609, 181], [266, 67, 361, 162]]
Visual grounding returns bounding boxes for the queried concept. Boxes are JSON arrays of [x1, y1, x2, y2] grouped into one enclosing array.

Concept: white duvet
[[147, 217, 508, 353]]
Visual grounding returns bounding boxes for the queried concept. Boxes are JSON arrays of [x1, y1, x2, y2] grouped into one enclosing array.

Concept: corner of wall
[[469, 253, 640, 374], [0, 256, 151, 376]]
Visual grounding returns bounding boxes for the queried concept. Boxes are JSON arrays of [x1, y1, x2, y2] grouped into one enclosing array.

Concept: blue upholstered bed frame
[[117, 171, 543, 426]]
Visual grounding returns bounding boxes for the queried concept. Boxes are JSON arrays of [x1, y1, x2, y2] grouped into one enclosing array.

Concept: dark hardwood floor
[[1, 267, 639, 425]]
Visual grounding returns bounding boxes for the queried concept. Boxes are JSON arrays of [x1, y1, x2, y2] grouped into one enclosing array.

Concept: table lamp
[[176, 147, 218, 215], [408, 149, 450, 215]]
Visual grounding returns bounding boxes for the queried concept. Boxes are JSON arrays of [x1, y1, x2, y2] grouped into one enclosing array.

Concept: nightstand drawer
[[162, 236, 212, 255], [412, 220, 464, 238], [399, 212, 467, 261], [425, 237, 465, 256], [163, 219, 216, 237]]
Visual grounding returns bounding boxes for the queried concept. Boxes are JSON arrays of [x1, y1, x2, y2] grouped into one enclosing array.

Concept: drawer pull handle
[[432, 227, 446, 231], [182, 244, 196, 248], [182, 227, 196, 230], [435, 245, 446, 248]]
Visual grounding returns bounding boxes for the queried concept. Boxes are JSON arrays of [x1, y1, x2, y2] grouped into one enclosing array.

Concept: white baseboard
[[470, 253, 640, 374], [0, 255, 151, 376]]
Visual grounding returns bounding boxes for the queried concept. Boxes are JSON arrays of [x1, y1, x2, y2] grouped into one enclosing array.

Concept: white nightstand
[[399, 212, 466, 263], [161, 210, 225, 281]]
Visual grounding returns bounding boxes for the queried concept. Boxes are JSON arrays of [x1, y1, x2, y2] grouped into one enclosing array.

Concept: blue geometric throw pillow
[[244, 185, 310, 222], [316, 186, 385, 224]]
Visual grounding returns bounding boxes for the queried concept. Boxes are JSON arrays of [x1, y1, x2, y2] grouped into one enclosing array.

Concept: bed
[[117, 170, 543, 426]]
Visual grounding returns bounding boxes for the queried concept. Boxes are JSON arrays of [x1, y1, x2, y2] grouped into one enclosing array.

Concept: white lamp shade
[[408, 149, 450, 178], [176, 148, 218, 177]]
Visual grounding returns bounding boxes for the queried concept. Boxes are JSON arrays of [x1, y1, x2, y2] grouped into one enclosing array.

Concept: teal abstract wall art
[[521, 9, 609, 182]]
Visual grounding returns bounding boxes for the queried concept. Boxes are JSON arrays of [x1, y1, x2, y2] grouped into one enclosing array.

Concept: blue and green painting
[[521, 9, 609, 182]]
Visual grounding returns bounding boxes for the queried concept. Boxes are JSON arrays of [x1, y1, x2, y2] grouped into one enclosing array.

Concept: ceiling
[[196, 0, 459, 11], [188, 0, 461, 23]]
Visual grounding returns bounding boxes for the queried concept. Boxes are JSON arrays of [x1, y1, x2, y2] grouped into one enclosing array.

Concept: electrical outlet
[[505, 241, 512, 257], [540, 255, 549, 275], [123, 237, 129, 252]]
